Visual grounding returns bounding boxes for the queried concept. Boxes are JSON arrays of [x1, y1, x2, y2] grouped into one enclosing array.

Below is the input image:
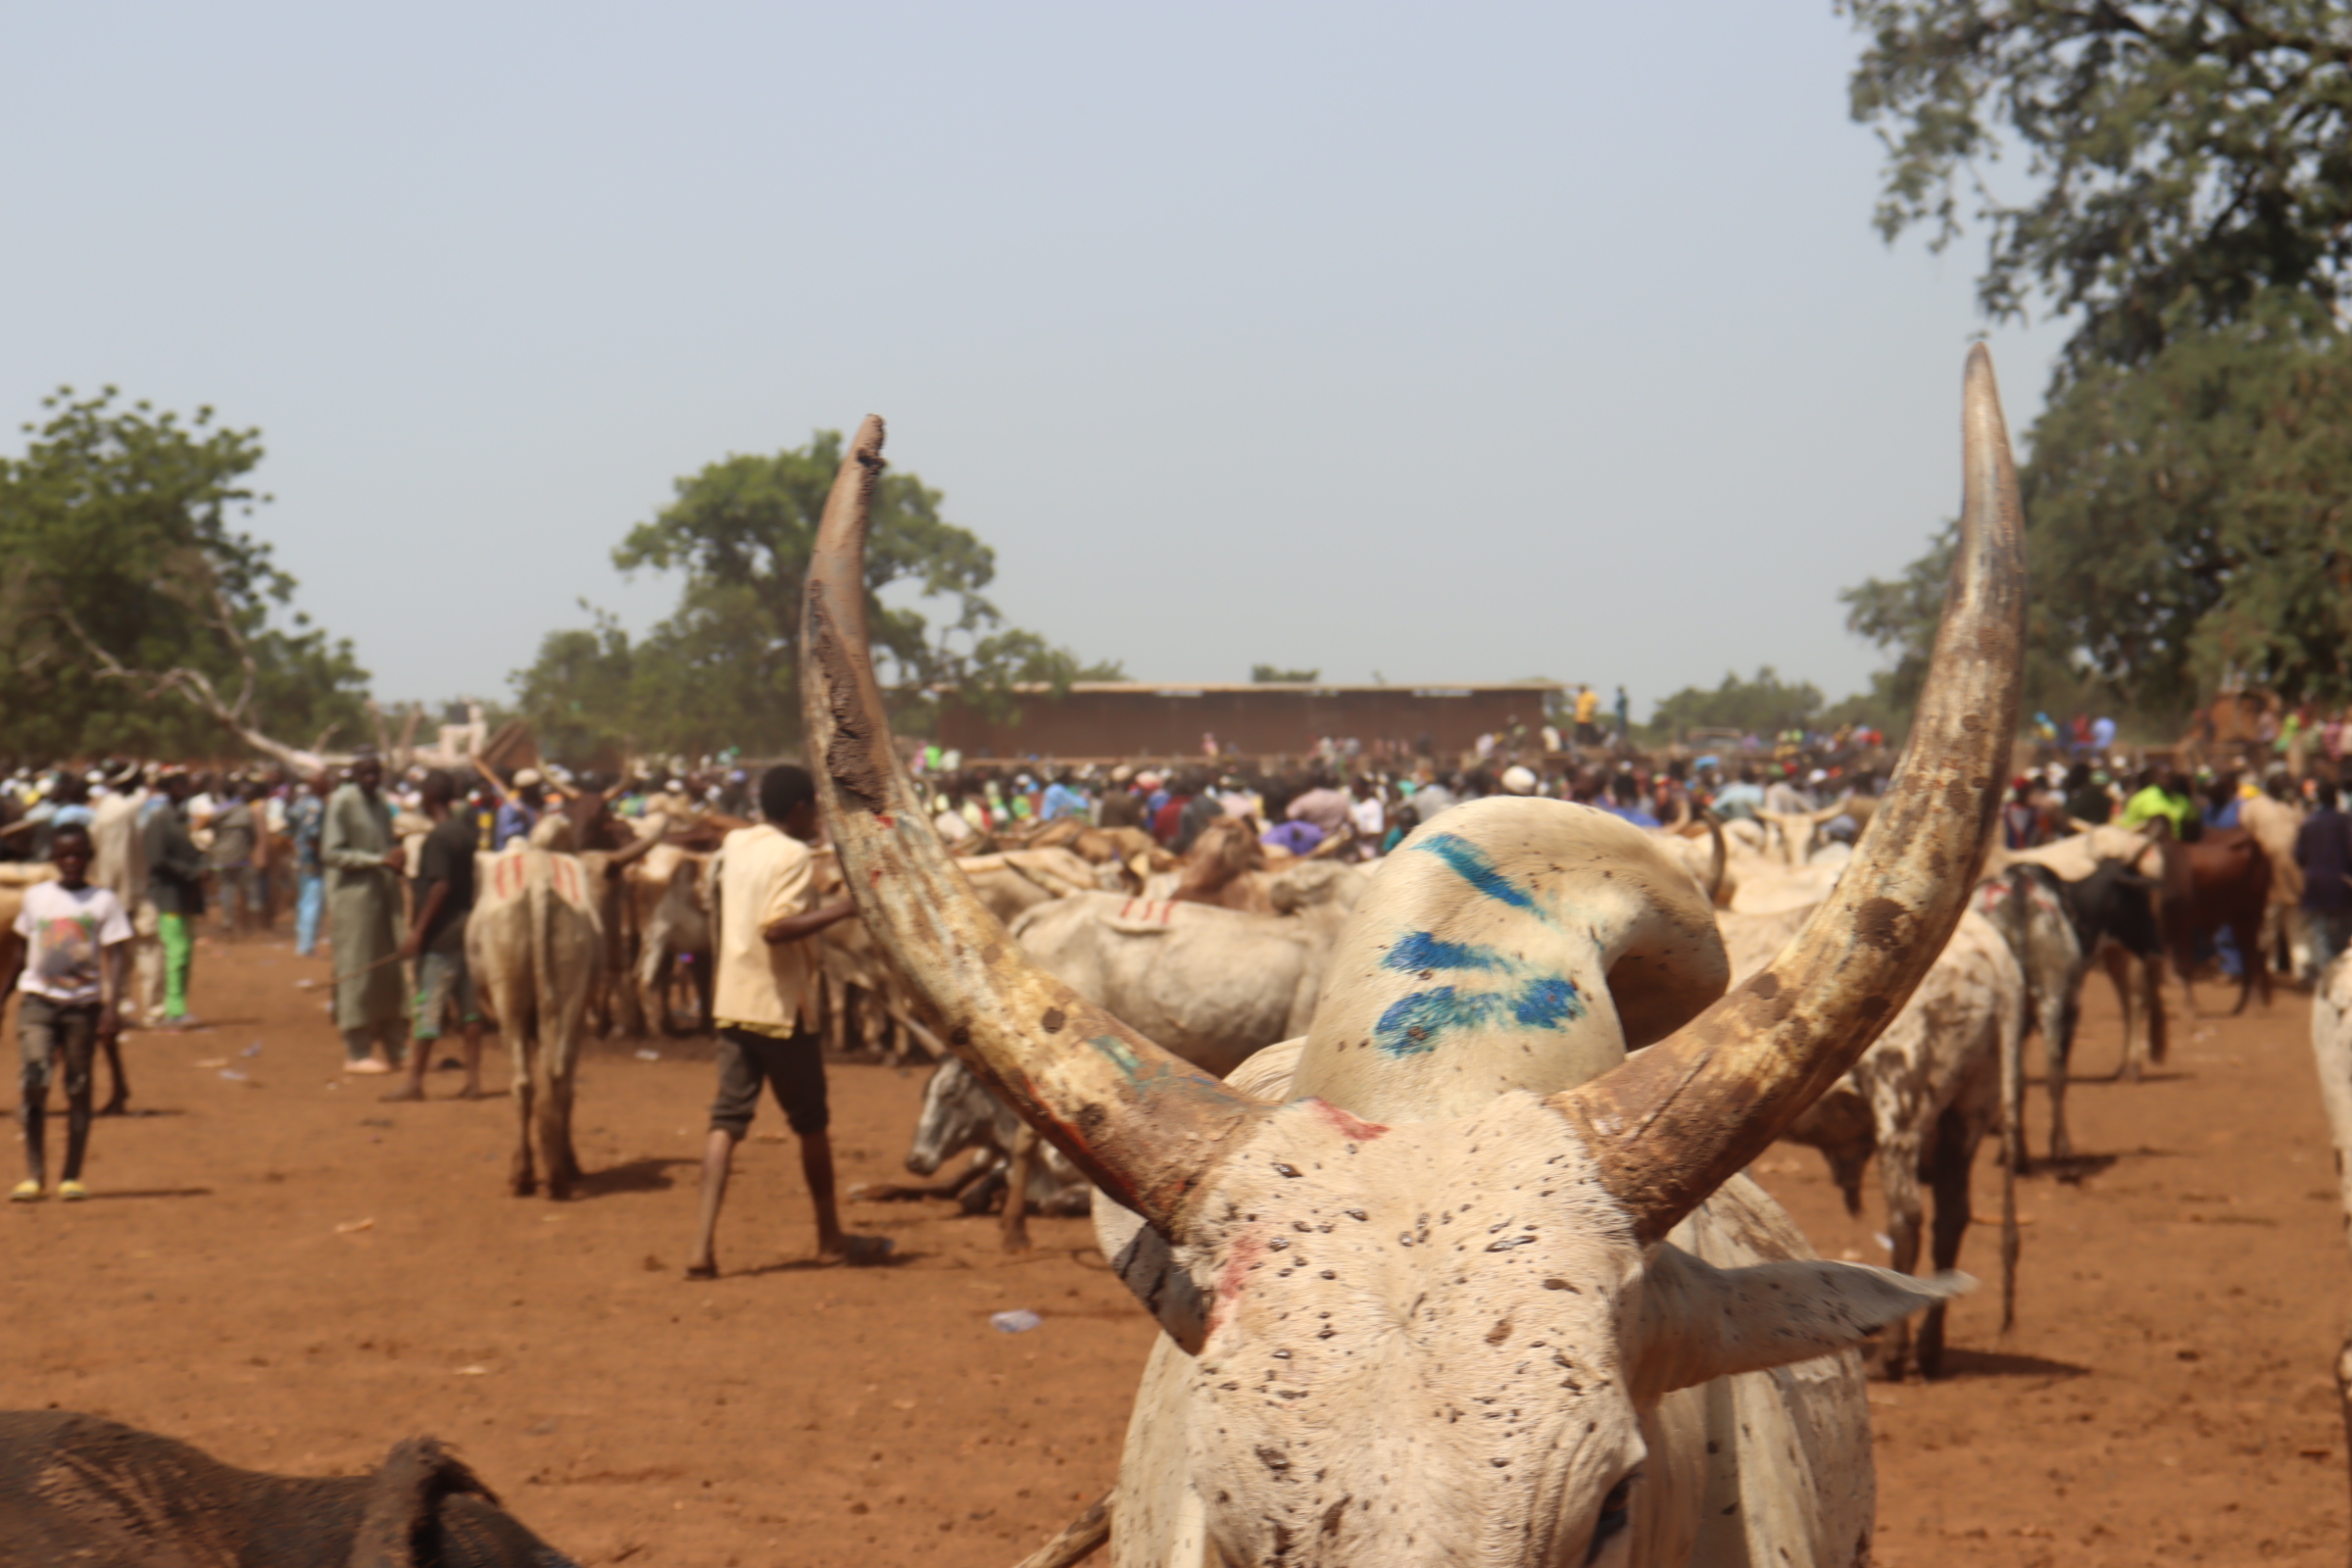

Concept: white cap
[[1500, 765, 1539, 796], [514, 768, 544, 788]]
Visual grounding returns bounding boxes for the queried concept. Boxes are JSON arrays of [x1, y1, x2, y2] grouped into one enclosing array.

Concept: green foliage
[[1844, 300, 2352, 719], [1250, 663, 1322, 683], [1842, 1, 2352, 368], [512, 431, 1120, 764], [1643, 667, 1830, 743], [0, 386, 369, 761]]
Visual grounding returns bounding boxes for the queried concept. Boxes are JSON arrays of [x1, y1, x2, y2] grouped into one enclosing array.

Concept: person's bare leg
[[803, 1131, 889, 1263], [802, 1129, 846, 1257], [685, 1127, 736, 1278], [381, 1034, 430, 1102], [459, 1019, 486, 1099], [96, 1032, 129, 1116]]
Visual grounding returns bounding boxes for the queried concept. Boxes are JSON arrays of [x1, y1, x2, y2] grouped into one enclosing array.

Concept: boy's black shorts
[[710, 1023, 828, 1138]]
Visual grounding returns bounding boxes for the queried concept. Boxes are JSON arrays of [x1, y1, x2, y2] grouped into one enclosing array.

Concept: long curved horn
[[1557, 346, 2026, 1243], [798, 418, 1268, 1236]]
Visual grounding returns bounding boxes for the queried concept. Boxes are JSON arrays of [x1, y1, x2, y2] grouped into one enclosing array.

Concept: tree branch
[[52, 601, 317, 772]]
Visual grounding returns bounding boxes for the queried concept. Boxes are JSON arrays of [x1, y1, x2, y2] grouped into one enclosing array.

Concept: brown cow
[[1168, 815, 1271, 912], [2153, 825, 2274, 1015]]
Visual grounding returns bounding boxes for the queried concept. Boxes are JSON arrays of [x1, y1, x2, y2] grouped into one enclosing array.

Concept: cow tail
[[1996, 959, 2023, 1335], [528, 855, 555, 1043], [1999, 867, 2034, 1181]]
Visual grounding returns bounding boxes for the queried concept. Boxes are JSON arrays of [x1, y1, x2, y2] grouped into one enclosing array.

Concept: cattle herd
[[11, 349, 2352, 1565]]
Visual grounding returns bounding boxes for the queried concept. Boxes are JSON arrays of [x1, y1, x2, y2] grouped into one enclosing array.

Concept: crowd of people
[[1998, 759, 2352, 977], [10, 726, 2350, 1252]]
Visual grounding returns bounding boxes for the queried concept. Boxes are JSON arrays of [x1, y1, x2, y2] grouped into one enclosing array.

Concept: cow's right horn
[[798, 418, 1269, 1240], [1555, 346, 2027, 1244]]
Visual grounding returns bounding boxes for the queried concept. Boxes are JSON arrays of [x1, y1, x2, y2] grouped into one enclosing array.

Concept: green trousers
[[158, 912, 195, 1020]]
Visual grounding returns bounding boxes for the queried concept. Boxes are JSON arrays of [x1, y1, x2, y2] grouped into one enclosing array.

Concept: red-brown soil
[[3, 931, 2345, 1566]]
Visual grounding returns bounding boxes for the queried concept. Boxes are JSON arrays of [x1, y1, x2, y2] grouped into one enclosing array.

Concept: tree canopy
[[512, 431, 1121, 764], [1846, 299, 2352, 719], [1641, 666, 1876, 744], [0, 387, 369, 763], [1250, 664, 1321, 683], [1843, 1, 2352, 369]]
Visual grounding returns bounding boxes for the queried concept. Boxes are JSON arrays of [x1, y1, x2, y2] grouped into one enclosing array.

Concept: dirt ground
[[3, 930, 2348, 1567]]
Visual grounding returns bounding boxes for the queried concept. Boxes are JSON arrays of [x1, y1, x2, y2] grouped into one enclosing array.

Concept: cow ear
[[1630, 1244, 1971, 1398], [346, 1437, 495, 1568]]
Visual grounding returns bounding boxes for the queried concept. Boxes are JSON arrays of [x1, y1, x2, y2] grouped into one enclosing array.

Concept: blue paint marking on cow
[[1371, 974, 1585, 1055], [1511, 976, 1583, 1029], [1373, 988, 1485, 1055], [1385, 930, 1507, 974], [1092, 1035, 1147, 1080], [1414, 833, 1541, 914]]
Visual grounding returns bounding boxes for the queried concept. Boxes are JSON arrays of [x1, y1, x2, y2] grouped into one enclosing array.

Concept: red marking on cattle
[[877, 814, 894, 829], [1119, 899, 1135, 920], [1206, 1231, 1266, 1339], [1307, 1100, 1390, 1142]]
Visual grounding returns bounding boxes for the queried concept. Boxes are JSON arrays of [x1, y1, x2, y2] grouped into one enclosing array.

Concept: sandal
[[57, 1181, 87, 1202], [9, 1180, 43, 1202]]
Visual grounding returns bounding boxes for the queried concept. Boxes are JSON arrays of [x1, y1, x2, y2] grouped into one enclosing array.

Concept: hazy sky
[[3, 4, 2069, 719]]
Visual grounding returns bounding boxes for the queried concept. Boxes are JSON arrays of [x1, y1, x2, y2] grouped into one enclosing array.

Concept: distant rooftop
[[975, 680, 1567, 697]]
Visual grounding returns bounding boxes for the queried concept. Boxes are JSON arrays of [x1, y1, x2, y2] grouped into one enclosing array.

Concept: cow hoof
[[512, 1179, 537, 1199]]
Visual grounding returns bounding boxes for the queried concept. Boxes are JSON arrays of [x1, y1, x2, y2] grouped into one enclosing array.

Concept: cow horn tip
[[854, 415, 888, 464]]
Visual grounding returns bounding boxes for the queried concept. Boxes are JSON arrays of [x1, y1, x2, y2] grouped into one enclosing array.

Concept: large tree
[[1843, 0, 2352, 369], [514, 430, 1120, 762], [1841, 4, 2352, 720], [1845, 300, 2352, 719], [0, 387, 370, 763]]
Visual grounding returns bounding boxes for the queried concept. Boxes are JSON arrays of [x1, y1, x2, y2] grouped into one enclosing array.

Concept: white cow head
[[799, 348, 2026, 1566]]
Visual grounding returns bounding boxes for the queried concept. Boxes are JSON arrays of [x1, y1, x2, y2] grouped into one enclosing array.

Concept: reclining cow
[[858, 1053, 1094, 1223], [798, 346, 2023, 1566], [0, 1409, 573, 1567]]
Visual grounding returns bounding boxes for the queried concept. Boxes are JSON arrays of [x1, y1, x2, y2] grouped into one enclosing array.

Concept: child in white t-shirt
[[12, 823, 133, 1201]]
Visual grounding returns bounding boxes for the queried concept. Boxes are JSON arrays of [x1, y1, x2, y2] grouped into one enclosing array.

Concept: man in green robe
[[321, 751, 409, 1073]]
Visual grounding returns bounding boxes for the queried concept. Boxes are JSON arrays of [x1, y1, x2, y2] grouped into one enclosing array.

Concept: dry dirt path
[[2, 931, 2345, 1565]]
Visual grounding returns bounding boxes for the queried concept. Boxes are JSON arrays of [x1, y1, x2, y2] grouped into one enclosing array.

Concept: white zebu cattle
[[468, 844, 603, 1200], [2306, 955, 2352, 1500], [1005, 877, 1358, 1082], [2240, 790, 2309, 977], [1984, 823, 2172, 1077], [630, 842, 712, 1035], [899, 1053, 1092, 1216], [1727, 905, 2024, 1377], [801, 348, 2022, 1567], [1753, 799, 1852, 866]]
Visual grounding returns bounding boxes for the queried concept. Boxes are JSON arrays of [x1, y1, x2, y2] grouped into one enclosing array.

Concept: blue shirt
[[288, 793, 325, 872], [1711, 782, 1764, 821], [1040, 783, 1087, 821], [1598, 803, 1661, 829], [494, 800, 541, 851]]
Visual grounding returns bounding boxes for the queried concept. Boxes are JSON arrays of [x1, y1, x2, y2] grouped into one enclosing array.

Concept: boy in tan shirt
[[686, 765, 886, 1276]]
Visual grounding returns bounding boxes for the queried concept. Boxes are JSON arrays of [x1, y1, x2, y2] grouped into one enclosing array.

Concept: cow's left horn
[[1555, 346, 2028, 1244], [799, 418, 1270, 1237]]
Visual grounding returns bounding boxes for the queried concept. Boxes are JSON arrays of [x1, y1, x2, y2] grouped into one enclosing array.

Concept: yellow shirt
[[1574, 689, 1599, 723], [712, 824, 819, 1034]]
